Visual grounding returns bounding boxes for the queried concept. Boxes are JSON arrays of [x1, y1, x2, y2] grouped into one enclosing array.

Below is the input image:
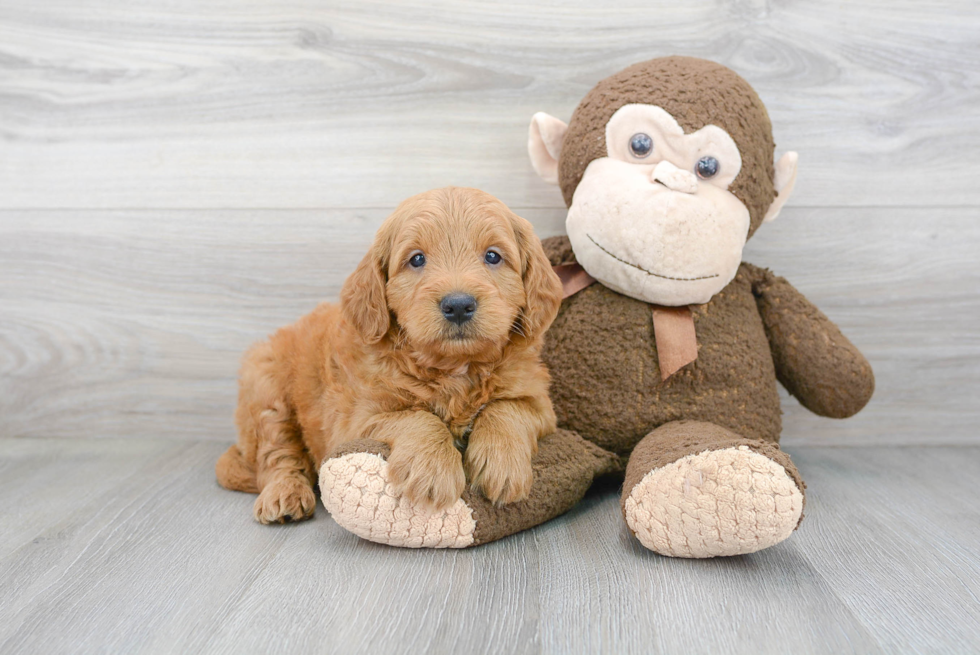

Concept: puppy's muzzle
[[440, 293, 477, 326]]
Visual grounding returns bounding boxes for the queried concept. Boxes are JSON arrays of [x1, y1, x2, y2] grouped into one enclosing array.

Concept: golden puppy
[[216, 187, 564, 523]]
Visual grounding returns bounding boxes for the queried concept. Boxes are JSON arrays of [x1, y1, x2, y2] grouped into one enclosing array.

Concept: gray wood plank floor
[[0, 439, 977, 655]]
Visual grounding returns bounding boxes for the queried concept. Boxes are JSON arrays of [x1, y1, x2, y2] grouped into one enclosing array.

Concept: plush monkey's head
[[528, 56, 798, 306]]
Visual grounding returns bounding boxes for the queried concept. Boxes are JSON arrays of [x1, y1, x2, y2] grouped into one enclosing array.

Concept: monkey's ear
[[763, 152, 799, 224], [528, 112, 568, 185]]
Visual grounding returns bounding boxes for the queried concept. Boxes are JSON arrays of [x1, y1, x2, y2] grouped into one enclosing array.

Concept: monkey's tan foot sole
[[624, 445, 804, 558], [320, 452, 476, 548]]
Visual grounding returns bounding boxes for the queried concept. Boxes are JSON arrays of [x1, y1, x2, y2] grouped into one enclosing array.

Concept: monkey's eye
[[696, 156, 720, 179], [629, 133, 653, 158], [484, 249, 502, 265], [409, 252, 426, 268]]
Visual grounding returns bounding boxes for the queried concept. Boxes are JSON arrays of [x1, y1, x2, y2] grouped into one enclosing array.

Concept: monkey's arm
[[746, 263, 874, 418]]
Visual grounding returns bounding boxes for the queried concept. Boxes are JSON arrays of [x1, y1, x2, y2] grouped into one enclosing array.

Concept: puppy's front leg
[[372, 410, 465, 512], [465, 398, 556, 506]]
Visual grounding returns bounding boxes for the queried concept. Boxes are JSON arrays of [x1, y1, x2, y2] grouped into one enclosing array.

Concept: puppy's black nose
[[440, 293, 477, 325]]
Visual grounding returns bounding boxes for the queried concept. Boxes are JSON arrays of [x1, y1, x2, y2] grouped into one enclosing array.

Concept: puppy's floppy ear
[[510, 212, 563, 345], [341, 228, 391, 344]]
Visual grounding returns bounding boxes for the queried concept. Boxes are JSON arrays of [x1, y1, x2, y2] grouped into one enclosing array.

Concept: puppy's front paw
[[253, 477, 316, 524], [387, 443, 465, 512], [465, 438, 533, 506]]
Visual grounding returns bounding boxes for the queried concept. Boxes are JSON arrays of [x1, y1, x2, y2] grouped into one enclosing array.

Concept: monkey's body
[[543, 236, 875, 452], [544, 250, 783, 455]]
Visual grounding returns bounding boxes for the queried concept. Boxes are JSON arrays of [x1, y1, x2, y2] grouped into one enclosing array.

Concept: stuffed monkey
[[319, 57, 874, 557]]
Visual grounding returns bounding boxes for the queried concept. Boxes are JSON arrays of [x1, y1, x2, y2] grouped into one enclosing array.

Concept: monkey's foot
[[623, 422, 805, 558], [321, 431, 622, 549], [320, 441, 475, 548]]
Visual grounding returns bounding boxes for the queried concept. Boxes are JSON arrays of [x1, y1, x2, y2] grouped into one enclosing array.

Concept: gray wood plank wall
[[2, 0, 979, 447]]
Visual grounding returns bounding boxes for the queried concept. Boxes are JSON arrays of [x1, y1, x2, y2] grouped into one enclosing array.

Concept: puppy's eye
[[484, 250, 502, 265], [409, 252, 426, 268], [629, 133, 653, 158], [696, 156, 719, 179]]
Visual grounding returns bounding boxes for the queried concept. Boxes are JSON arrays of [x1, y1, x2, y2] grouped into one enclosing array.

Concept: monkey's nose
[[652, 160, 698, 194], [440, 293, 477, 325]]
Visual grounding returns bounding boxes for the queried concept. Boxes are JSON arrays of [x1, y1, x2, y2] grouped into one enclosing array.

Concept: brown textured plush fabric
[[330, 438, 392, 461], [753, 269, 875, 417], [620, 420, 806, 527], [468, 429, 623, 546], [557, 56, 776, 237]]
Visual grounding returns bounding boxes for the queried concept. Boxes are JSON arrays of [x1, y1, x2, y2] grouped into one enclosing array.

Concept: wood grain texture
[[0, 438, 977, 654], [1, 0, 978, 209], [2, 206, 977, 445]]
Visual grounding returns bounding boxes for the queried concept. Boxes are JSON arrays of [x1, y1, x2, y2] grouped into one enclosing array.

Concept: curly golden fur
[[216, 187, 563, 523]]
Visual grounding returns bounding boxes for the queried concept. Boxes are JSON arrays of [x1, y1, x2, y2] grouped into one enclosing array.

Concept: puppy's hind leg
[[252, 403, 317, 524], [236, 343, 317, 524]]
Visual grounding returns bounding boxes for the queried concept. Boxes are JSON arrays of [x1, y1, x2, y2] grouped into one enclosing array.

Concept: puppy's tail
[[216, 445, 259, 494]]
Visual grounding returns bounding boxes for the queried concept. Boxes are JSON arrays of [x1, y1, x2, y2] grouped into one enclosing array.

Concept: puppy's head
[[341, 187, 562, 363]]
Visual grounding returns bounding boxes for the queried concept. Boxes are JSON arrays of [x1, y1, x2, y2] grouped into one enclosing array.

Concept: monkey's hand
[[748, 263, 875, 418]]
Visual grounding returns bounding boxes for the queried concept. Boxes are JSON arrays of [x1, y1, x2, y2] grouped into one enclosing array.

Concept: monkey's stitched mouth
[[586, 234, 719, 282]]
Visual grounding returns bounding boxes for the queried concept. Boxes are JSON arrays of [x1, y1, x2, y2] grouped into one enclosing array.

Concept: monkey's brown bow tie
[[553, 263, 698, 381]]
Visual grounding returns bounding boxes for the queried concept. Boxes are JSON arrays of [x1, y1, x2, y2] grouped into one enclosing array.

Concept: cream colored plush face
[[565, 104, 751, 306]]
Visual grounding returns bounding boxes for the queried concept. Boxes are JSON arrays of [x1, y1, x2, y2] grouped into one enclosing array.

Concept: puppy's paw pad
[[320, 452, 475, 548], [624, 446, 804, 558], [253, 478, 316, 524]]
